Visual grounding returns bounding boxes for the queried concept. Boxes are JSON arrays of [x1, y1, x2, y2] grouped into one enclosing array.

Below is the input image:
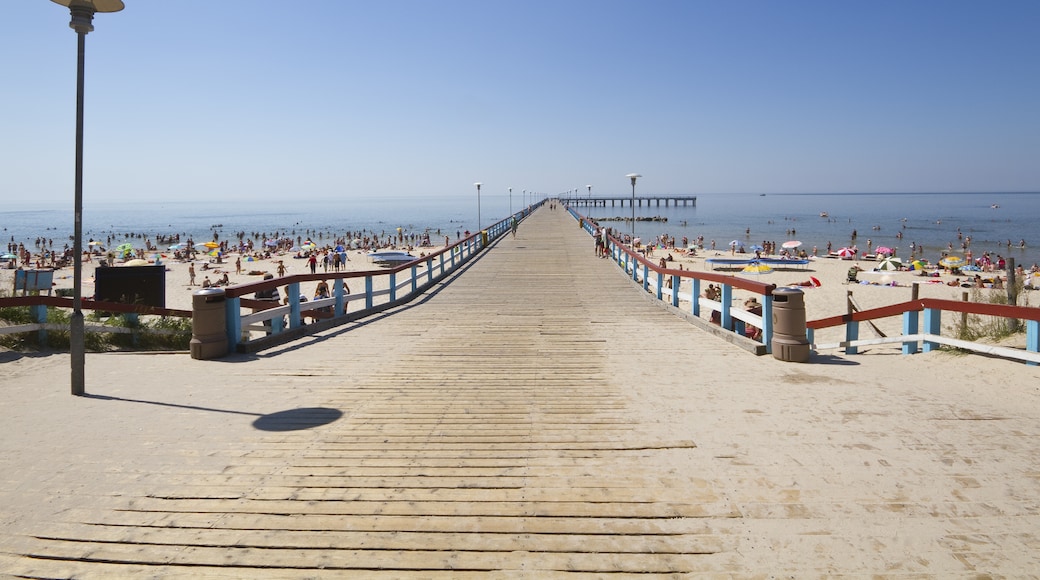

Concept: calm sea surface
[[3, 192, 1039, 267]]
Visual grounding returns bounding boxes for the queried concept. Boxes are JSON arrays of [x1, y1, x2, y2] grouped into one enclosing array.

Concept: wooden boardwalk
[[2, 206, 1038, 577]]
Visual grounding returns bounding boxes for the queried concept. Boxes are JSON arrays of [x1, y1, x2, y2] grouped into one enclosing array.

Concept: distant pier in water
[[560, 194, 696, 208]]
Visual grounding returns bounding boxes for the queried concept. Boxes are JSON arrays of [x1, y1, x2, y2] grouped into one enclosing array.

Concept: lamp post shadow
[[84, 394, 343, 431]]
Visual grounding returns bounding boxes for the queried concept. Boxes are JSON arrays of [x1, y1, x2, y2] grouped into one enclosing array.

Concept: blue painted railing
[[808, 297, 1040, 365], [222, 205, 538, 352], [570, 209, 776, 352]]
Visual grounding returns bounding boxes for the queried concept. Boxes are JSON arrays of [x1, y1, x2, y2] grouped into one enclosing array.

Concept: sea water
[[595, 192, 1040, 268], [3, 192, 1039, 268]]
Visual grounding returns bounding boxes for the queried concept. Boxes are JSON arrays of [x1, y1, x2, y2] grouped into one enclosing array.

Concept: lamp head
[[473, 182, 482, 191], [52, 0, 125, 9], [52, 0, 124, 34], [626, 173, 642, 186]]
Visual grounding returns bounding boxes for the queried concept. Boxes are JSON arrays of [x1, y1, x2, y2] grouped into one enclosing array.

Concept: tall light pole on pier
[[52, 0, 125, 396], [626, 173, 641, 244], [508, 187, 512, 215], [474, 182, 482, 231], [587, 184, 592, 206]]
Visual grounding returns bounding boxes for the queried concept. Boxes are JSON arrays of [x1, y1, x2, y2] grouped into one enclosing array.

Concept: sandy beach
[[1, 235, 1032, 352], [1, 243, 453, 312]]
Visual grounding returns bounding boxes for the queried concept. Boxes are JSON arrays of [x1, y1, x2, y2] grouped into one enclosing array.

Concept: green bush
[[0, 295, 192, 352], [955, 279, 1029, 341]]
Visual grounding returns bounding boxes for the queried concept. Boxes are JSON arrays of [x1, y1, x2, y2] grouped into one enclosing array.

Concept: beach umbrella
[[781, 240, 801, 249], [875, 246, 894, 256], [88, 241, 104, 247], [334, 245, 345, 252], [836, 247, 855, 259], [244, 256, 255, 262], [728, 240, 739, 246], [741, 262, 773, 275], [265, 240, 279, 247], [289, 245, 302, 252], [115, 242, 134, 255], [124, 259, 149, 267], [876, 257, 903, 271], [168, 243, 184, 250], [194, 242, 211, 250], [203, 241, 220, 249], [910, 260, 927, 270], [749, 244, 764, 252], [939, 256, 965, 268], [1, 253, 17, 260]]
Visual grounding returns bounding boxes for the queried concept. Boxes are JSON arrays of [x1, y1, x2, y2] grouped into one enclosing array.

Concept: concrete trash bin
[[480, 230, 489, 247], [771, 287, 810, 362], [190, 288, 228, 359]]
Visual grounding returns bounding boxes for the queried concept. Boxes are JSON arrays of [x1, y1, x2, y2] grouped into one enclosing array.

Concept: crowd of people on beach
[[0, 223, 469, 306]]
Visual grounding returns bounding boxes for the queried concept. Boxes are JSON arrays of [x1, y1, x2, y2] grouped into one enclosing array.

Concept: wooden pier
[[2, 205, 1038, 576], [561, 194, 696, 207]]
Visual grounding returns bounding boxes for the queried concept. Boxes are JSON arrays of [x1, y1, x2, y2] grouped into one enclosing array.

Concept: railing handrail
[[0, 294, 191, 318], [808, 297, 1040, 330], [223, 234, 480, 299], [607, 233, 777, 295], [572, 210, 773, 354]]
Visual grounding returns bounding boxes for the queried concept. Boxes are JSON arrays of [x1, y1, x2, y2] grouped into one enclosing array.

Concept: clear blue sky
[[4, 0, 1038, 203]]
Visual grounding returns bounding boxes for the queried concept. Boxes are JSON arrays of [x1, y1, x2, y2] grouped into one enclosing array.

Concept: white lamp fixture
[[625, 173, 641, 243]]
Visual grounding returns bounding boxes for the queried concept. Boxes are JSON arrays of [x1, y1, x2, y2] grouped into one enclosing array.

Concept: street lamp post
[[474, 182, 482, 232], [626, 173, 641, 244], [53, 0, 125, 396], [587, 184, 592, 207], [508, 187, 512, 215]]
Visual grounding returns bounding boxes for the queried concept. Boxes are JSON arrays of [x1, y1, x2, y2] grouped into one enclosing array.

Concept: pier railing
[[571, 209, 775, 354], [571, 208, 1040, 364], [560, 194, 696, 208], [221, 205, 535, 353], [0, 206, 536, 354], [0, 295, 190, 345], [808, 297, 1040, 365]]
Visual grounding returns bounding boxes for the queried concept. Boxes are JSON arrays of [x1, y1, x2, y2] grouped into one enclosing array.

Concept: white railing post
[[287, 282, 302, 329], [333, 279, 346, 316], [225, 296, 241, 350]]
